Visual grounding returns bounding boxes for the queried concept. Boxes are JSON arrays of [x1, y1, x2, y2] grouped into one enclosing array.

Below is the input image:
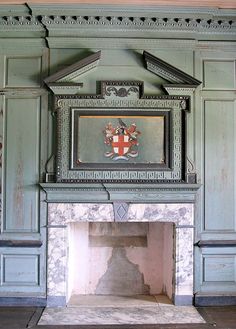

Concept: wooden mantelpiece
[[40, 183, 201, 203]]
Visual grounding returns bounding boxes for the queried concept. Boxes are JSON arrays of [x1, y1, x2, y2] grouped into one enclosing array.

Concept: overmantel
[[43, 51, 202, 186], [39, 183, 201, 203]]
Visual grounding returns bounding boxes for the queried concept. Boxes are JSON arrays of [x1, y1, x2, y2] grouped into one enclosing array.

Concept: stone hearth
[[38, 295, 205, 325]]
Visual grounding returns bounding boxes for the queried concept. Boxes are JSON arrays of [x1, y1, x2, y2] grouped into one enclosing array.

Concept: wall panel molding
[[194, 47, 236, 300], [0, 41, 48, 298]]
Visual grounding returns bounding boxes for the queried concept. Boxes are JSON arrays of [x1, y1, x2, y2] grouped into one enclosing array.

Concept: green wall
[[0, 4, 235, 305]]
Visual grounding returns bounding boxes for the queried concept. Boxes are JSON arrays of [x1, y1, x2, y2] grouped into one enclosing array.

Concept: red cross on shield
[[111, 134, 131, 156]]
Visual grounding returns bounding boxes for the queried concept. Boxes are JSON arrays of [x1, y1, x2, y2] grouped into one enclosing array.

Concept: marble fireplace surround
[[46, 201, 195, 307]]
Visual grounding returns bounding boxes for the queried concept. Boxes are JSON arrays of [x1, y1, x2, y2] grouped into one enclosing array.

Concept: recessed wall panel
[[203, 256, 235, 282], [5, 57, 42, 87], [203, 60, 235, 90], [1, 254, 39, 286], [3, 98, 40, 232], [204, 100, 235, 231]]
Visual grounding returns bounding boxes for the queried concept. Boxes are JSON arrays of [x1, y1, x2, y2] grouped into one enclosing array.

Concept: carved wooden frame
[[55, 80, 189, 183]]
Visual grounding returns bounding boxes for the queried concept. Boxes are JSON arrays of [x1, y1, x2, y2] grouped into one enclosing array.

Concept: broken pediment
[[44, 51, 101, 94], [44, 50, 201, 95], [143, 51, 201, 87]]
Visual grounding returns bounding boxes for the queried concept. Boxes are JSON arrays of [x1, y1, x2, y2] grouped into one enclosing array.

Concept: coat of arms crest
[[103, 119, 141, 160]]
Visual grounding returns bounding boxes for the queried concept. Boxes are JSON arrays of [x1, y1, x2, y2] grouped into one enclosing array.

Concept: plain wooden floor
[[0, 306, 236, 329]]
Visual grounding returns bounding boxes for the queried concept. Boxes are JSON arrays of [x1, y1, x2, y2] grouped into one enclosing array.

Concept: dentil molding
[[0, 4, 235, 39]]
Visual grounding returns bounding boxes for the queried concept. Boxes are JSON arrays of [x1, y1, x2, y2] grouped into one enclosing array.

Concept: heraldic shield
[[104, 119, 141, 161]]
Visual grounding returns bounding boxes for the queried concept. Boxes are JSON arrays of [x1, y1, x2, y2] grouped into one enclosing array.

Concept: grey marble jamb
[[175, 227, 194, 298], [47, 227, 67, 297]]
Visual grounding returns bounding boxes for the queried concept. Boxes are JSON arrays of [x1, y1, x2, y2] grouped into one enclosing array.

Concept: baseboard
[[195, 294, 236, 306], [0, 297, 46, 307]]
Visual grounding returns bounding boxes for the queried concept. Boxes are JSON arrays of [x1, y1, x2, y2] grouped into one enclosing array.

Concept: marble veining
[[175, 227, 194, 295], [127, 203, 193, 225], [48, 203, 193, 226], [47, 227, 67, 297], [46, 202, 195, 304], [38, 304, 205, 325], [48, 203, 114, 225]]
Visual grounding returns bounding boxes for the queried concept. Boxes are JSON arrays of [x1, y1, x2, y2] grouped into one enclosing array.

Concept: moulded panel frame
[[55, 81, 190, 183], [55, 82, 189, 183]]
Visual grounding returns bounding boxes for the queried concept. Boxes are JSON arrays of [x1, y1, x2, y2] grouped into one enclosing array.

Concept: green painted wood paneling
[[3, 97, 40, 233], [1, 254, 39, 285], [5, 57, 42, 88], [194, 49, 236, 297], [196, 247, 236, 294], [203, 256, 235, 282], [204, 100, 235, 231], [0, 43, 48, 298], [0, 247, 45, 294], [203, 60, 235, 90], [0, 4, 235, 304]]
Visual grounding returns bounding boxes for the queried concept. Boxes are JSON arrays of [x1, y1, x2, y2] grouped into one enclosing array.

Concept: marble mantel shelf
[[39, 183, 201, 203]]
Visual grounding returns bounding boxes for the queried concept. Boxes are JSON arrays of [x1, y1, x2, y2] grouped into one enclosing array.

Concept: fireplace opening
[[67, 222, 174, 305]]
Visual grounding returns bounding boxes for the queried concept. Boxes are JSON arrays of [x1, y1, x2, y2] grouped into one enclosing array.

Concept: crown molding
[[40, 15, 236, 38], [0, 4, 235, 39], [0, 15, 42, 29], [0, 4, 236, 40]]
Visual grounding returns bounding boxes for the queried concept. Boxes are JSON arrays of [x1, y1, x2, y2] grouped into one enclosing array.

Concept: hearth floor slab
[[68, 294, 168, 307], [38, 296, 206, 325]]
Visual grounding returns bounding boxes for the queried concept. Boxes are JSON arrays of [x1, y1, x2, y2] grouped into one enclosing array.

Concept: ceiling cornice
[[0, 3, 235, 40]]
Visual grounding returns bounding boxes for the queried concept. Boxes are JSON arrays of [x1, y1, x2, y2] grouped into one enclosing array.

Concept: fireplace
[[45, 202, 195, 307], [42, 50, 201, 309], [67, 221, 174, 301]]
